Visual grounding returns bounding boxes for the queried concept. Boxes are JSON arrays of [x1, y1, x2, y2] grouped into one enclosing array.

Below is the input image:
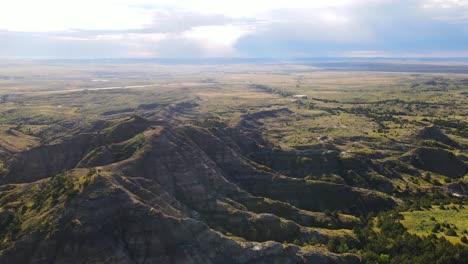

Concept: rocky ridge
[[0, 116, 397, 263]]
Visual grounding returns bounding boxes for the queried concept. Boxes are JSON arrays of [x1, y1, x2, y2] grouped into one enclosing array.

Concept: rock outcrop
[[0, 117, 398, 263], [0, 173, 359, 264], [1, 116, 157, 184]]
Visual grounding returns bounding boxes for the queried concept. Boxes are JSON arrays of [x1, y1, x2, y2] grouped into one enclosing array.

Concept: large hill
[[0, 62, 466, 263]]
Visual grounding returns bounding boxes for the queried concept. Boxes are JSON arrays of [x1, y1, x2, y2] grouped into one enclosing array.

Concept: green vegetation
[[0, 62, 466, 262], [355, 211, 468, 264], [400, 204, 468, 244], [305, 209, 468, 263], [0, 169, 94, 252]]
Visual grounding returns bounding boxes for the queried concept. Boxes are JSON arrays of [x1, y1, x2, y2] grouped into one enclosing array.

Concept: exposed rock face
[[0, 129, 39, 157], [185, 126, 395, 195], [2, 116, 157, 184], [3, 133, 100, 183], [184, 127, 395, 215], [0, 117, 398, 263], [403, 147, 467, 178], [0, 175, 359, 264]]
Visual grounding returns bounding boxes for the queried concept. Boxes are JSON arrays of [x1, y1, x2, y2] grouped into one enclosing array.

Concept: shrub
[[445, 229, 457, 236], [461, 236, 468, 244]]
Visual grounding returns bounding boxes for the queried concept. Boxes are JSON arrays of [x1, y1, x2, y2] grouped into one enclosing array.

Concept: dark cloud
[[235, 1, 468, 57]]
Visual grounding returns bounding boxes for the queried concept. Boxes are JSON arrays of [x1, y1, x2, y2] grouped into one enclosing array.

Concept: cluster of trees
[[251, 84, 293, 97], [295, 97, 418, 135], [309, 97, 339, 103], [431, 222, 462, 237], [358, 212, 467, 263], [324, 211, 468, 263], [347, 107, 406, 133], [398, 189, 466, 212], [433, 119, 467, 137], [296, 100, 315, 110], [31, 173, 79, 210]]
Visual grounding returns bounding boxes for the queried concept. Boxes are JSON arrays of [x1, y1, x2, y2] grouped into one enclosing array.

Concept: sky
[[1, 0, 468, 59]]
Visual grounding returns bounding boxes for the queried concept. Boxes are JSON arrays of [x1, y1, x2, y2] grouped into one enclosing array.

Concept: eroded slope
[[0, 116, 396, 263]]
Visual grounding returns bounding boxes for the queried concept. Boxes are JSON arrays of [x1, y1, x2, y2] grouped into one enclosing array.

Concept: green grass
[[0, 169, 95, 252], [401, 204, 468, 244], [0, 62, 466, 261]]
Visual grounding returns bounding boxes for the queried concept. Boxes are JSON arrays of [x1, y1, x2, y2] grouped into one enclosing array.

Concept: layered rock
[[1, 116, 157, 184], [0, 174, 359, 264], [0, 117, 399, 263]]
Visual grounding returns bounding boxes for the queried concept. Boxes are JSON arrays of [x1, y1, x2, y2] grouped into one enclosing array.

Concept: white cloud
[[128, 0, 366, 18], [0, 0, 153, 31], [183, 25, 249, 47], [423, 0, 468, 8], [0, 0, 381, 32], [423, 0, 468, 23], [1, 0, 468, 58]]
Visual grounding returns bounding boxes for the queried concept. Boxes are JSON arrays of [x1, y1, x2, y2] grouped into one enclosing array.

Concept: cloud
[[0, 3, 251, 58], [0, 0, 153, 32], [1, 0, 468, 58], [422, 0, 468, 24], [0, 31, 130, 58], [236, 0, 468, 57], [424, 0, 468, 8], [0, 23, 249, 59]]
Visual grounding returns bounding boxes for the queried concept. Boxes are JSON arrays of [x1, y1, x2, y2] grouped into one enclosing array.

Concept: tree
[[461, 236, 468, 244], [445, 229, 457, 236]]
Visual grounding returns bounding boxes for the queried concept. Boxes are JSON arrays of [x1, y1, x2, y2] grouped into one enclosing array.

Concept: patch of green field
[[401, 204, 468, 244]]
